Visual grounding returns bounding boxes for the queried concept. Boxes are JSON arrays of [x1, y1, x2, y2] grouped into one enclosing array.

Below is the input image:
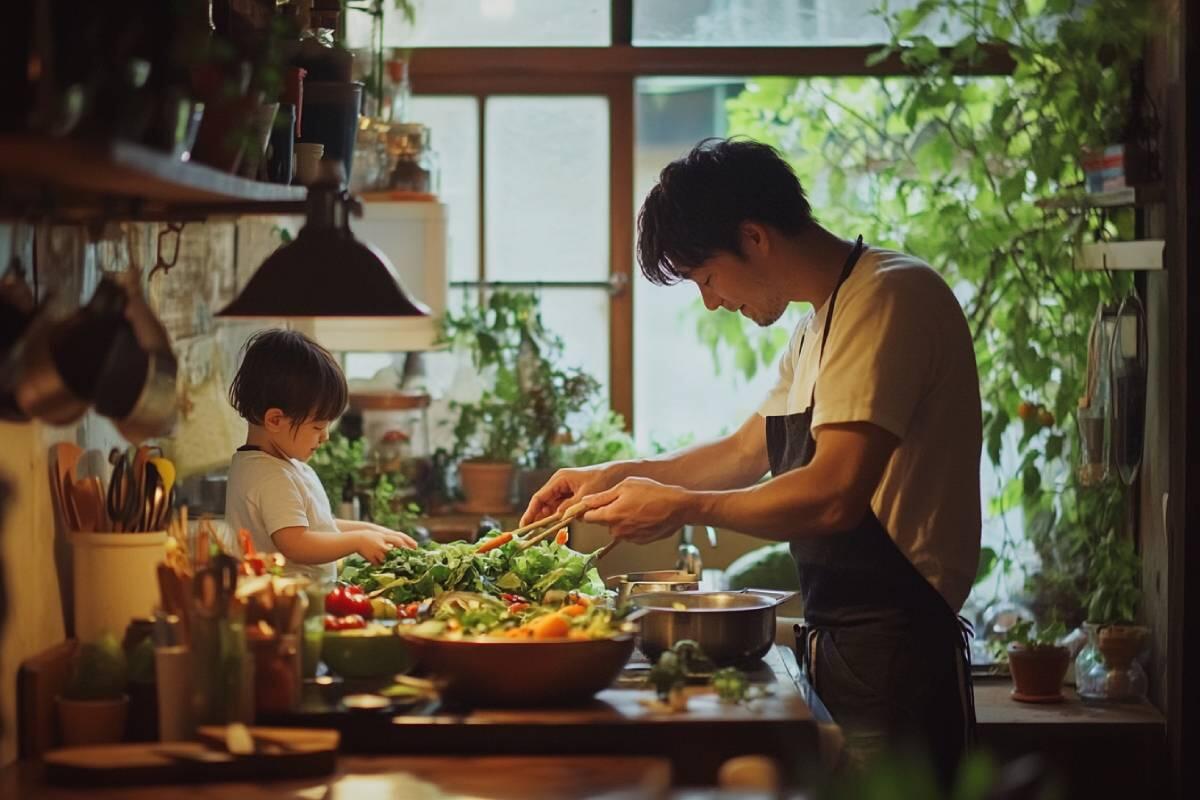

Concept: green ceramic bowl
[[321, 624, 413, 679]]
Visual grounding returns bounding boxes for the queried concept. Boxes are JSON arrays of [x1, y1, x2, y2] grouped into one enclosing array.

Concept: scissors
[[106, 448, 141, 532]]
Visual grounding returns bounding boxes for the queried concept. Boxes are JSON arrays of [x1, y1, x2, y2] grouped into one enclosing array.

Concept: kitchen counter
[[265, 644, 826, 786], [2, 755, 673, 799]]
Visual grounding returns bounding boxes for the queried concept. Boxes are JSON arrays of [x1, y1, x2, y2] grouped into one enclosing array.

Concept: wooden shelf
[[0, 135, 306, 211], [1037, 184, 1164, 210], [1075, 239, 1165, 271]]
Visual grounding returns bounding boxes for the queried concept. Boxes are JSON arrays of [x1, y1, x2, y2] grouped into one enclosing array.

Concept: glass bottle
[[387, 123, 439, 194]]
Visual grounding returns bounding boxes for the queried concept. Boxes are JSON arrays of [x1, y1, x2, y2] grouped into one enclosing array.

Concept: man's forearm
[[618, 417, 768, 491], [685, 469, 854, 541]]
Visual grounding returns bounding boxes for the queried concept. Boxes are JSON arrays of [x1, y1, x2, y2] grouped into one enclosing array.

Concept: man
[[523, 138, 981, 779]]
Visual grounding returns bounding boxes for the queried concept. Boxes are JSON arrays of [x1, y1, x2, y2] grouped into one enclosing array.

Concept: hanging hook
[[149, 222, 185, 281]]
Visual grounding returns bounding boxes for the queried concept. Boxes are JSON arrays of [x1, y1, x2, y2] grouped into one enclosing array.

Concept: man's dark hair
[[229, 329, 347, 426], [637, 137, 815, 286]]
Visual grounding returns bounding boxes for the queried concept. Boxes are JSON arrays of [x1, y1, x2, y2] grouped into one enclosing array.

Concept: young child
[[225, 329, 415, 585]]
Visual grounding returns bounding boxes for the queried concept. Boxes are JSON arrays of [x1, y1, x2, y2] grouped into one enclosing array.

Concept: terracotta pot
[[1097, 624, 1148, 672], [56, 694, 129, 746], [1007, 644, 1070, 703], [458, 460, 515, 514]]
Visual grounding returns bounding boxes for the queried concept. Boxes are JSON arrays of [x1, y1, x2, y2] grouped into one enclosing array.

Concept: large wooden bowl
[[399, 632, 635, 707]]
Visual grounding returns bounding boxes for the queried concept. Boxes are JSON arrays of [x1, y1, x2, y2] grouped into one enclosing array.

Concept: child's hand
[[354, 529, 418, 564]]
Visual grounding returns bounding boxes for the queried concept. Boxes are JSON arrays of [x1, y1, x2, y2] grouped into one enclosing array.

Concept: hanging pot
[[92, 270, 177, 443]]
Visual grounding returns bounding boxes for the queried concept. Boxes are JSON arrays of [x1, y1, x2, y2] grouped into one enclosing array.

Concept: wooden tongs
[[475, 501, 590, 553]]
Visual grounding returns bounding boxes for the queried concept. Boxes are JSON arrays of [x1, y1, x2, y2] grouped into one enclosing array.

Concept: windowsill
[[973, 679, 1165, 729]]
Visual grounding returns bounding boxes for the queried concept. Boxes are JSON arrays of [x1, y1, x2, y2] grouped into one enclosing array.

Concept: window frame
[[409, 1, 1015, 428]]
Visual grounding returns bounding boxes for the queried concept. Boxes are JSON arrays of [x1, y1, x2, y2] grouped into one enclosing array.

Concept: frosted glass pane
[[537, 287, 610, 406], [485, 97, 609, 281], [633, 0, 965, 46], [408, 96, 479, 283], [346, 0, 610, 48]]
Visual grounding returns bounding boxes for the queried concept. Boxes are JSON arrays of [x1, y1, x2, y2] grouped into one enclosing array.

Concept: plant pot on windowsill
[[458, 459, 516, 514], [1007, 642, 1070, 703]]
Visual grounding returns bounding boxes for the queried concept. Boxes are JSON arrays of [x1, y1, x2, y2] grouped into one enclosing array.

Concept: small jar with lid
[[387, 122, 440, 194]]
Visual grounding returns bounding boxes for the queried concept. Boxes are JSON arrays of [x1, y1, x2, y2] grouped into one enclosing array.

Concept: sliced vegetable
[[476, 532, 513, 553], [554, 529, 569, 546], [529, 614, 570, 639]]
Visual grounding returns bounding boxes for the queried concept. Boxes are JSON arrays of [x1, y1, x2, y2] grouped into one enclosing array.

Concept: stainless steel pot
[[607, 570, 699, 607], [633, 589, 797, 666]]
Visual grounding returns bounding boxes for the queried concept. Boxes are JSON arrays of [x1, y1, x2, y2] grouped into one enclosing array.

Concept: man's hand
[[579, 477, 691, 544], [354, 529, 417, 564], [520, 464, 625, 525]]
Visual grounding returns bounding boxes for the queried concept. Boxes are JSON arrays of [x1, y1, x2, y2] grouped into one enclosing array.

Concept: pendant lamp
[[217, 169, 431, 351]]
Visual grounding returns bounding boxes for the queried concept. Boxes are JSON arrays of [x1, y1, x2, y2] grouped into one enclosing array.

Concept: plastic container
[[70, 531, 166, 642]]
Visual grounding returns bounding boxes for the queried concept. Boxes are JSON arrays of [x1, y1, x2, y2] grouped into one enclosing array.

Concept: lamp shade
[[217, 225, 430, 318]]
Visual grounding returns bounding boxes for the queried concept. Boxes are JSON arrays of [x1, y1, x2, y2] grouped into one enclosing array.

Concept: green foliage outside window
[[697, 0, 1154, 625]]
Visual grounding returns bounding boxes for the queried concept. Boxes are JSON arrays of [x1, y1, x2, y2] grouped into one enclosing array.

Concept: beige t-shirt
[[758, 247, 982, 611], [225, 450, 340, 586]]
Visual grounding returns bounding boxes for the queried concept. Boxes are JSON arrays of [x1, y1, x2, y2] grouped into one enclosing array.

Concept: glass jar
[[1076, 623, 1149, 701], [387, 122, 440, 194]]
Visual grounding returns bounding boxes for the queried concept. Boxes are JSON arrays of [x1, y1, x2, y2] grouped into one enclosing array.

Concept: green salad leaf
[[341, 534, 607, 603]]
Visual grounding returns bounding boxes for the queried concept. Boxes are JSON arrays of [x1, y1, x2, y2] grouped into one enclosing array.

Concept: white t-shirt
[[225, 449, 340, 586], [758, 247, 982, 611]]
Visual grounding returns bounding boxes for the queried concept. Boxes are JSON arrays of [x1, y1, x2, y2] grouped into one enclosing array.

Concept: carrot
[[476, 532, 513, 553], [560, 604, 587, 618], [554, 529, 569, 546], [530, 614, 570, 639]]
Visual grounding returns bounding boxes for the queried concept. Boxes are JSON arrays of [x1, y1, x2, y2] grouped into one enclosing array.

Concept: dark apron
[[768, 236, 976, 784]]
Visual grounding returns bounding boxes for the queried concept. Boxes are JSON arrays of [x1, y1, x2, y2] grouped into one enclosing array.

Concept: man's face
[[686, 248, 788, 328]]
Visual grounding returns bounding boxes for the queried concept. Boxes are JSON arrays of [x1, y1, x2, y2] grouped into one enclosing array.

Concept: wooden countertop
[[2, 755, 672, 800], [268, 645, 823, 786]]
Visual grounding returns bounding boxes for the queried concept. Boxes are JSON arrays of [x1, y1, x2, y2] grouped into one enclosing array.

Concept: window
[[401, 6, 1021, 612], [633, 0, 968, 46], [346, 0, 611, 48]]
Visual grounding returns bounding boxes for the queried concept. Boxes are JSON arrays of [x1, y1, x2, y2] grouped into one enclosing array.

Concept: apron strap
[[810, 235, 865, 407]]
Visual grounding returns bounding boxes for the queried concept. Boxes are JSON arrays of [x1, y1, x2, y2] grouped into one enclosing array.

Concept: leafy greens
[[340, 534, 606, 603]]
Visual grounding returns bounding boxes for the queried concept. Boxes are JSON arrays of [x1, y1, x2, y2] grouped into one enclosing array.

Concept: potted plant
[[441, 291, 601, 512], [451, 388, 525, 513], [1076, 530, 1148, 701], [57, 632, 129, 746], [1003, 619, 1069, 703]]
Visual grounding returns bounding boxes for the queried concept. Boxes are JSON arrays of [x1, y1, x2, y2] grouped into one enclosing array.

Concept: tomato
[[1017, 401, 1036, 420], [1038, 409, 1055, 427], [327, 583, 373, 618], [500, 593, 526, 604], [507, 602, 530, 614], [554, 529, 569, 546], [403, 602, 421, 619]]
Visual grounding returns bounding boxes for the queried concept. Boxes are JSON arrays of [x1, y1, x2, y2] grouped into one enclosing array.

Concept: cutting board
[[43, 726, 339, 787]]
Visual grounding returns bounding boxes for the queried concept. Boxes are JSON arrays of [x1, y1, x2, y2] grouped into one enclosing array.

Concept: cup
[[295, 142, 325, 186]]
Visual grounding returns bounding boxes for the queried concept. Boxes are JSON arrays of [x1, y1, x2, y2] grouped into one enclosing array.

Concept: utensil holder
[[70, 531, 166, 641]]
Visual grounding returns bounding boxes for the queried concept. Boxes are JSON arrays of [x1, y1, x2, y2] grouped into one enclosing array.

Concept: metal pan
[[633, 589, 797, 667], [606, 570, 699, 607]]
